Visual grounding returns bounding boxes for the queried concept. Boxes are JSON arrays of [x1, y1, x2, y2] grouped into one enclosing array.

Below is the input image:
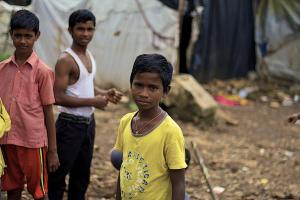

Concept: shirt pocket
[[19, 77, 40, 109]]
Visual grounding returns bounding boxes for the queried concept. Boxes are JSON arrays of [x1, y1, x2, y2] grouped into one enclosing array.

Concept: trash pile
[[203, 73, 300, 108]]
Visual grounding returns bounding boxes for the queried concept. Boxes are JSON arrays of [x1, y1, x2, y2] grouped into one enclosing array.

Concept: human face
[[10, 29, 39, 54], [131, 72, 166, 111], [69, 21, 95, 47]]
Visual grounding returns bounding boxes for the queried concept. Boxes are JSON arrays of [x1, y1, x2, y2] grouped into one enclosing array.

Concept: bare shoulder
[[55, 52, 77, 72]]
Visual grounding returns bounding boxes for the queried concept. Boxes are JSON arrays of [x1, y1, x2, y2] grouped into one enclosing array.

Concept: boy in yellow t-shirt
[[0, 98, 11, 177], [113, 54, 187, 200]]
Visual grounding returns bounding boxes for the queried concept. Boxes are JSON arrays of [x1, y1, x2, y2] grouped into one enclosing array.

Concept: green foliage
[[0, 53, 10, 62], [128, 102, 138, 111]]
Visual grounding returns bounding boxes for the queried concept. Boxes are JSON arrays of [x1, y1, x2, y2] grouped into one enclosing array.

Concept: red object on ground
[[214, 95, 240, 106]]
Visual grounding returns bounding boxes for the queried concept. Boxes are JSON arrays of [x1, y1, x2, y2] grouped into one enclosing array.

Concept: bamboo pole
[[191, 141, 218, 200]]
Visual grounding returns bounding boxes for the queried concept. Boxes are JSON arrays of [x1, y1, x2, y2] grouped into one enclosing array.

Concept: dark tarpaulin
[[158, 0, 197, 73], [190, 0, 256, 83], [3, 0, 31, 6], [158, 0, 178, 9]]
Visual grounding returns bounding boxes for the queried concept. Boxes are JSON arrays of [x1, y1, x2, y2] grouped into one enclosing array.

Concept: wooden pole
[[191, 141, 219, 200], [175, 0, 186, 74]]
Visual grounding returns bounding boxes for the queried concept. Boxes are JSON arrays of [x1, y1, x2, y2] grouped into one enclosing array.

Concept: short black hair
[[130, 54, 173, 92], [10, 10, 39, 33], [69, 9, 96, 28]]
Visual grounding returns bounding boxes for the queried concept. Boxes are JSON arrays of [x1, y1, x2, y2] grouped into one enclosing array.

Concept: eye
[[14, 34, 22, 39], [149, 85, 159, 91], [133, 82, 143, 89], [25, 34, 33, 39], [77, 27, 85, 31]]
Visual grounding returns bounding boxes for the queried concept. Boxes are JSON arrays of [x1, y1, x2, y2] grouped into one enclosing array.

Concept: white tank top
[[58, 47, 96, 117]]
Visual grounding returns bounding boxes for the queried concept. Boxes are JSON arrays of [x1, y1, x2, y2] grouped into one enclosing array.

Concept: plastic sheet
[[189, 0, 256, 83], [32, 0, 178, 90]]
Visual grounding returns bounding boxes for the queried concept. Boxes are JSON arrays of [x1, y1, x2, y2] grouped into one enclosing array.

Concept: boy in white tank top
[[48, 9, 122, 200]]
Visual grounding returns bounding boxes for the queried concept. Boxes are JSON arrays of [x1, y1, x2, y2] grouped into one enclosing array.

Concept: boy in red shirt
[[0, 10, 60, 199]]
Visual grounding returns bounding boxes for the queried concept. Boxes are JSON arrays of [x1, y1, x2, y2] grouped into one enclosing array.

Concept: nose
[[83, 29, 90, 37], [20, 36, 26, 44], [139, 88, 149, 98]]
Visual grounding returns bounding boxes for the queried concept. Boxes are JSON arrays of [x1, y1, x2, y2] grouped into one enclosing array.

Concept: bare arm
[[54, 54, 108, 109], [94, 86, 108, 96], [94, 86, 123, 104], [116, 173, 121, 200], [43, 104, 60, 172], [170, 169, 185, 200], [287, 112, 300, 124]]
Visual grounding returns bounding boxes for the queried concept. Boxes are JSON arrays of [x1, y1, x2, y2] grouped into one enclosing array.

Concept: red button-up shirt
[[0, 51, 55, 148]]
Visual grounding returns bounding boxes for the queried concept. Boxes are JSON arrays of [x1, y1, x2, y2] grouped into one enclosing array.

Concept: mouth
[[79, 38, 90, 43], [135, 99, 150, 105]]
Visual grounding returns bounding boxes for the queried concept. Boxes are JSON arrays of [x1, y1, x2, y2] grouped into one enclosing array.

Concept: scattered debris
[[284, 150, 294, 157], [260, 178, 269, 185], [270, 101, 280, 108], [204, 75, 300, 108], [215, 109, 239, 126], [213, 186, 225, 195]]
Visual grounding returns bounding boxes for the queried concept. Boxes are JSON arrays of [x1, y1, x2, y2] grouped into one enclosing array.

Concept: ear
[[35, 31, 40, 41], [9, 29, 13, 37]]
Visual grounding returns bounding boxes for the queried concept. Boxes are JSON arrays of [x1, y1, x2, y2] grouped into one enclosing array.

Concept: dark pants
[[48, 113, 95, 200]]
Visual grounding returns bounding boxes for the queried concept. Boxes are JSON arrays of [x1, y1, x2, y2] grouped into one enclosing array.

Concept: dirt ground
[[11, 84, 300, 200], [85, 99, 300, 200]]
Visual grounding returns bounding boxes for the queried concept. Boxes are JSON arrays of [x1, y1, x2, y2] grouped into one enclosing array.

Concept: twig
[[191, 141, 218, 200]]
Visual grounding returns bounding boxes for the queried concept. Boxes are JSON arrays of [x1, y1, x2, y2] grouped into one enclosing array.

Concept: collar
[[9, 51, 38, 68]]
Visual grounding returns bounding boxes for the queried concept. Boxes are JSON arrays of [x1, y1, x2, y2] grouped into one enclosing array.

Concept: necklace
[[133, 108, 164, 135]]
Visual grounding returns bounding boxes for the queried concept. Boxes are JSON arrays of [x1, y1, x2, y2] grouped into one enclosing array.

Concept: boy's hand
[[93, 95, 108, 109], [106, 88, 123, 104], [287, 113, 300, 124], [47, 151, 60, 172]]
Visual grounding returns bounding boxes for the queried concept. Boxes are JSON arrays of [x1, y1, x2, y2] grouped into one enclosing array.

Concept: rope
[[134, 0, 175, 49]]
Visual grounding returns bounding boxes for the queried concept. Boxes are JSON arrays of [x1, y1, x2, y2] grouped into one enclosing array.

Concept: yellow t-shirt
[[114, 112, 187, 200], [0, 98, 11, 176]]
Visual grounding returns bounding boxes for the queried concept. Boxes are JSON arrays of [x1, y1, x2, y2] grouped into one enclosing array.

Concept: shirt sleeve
[[37, 67, 55, 105], [165, 125, 187, 170], [114, 117, 124, 152]]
